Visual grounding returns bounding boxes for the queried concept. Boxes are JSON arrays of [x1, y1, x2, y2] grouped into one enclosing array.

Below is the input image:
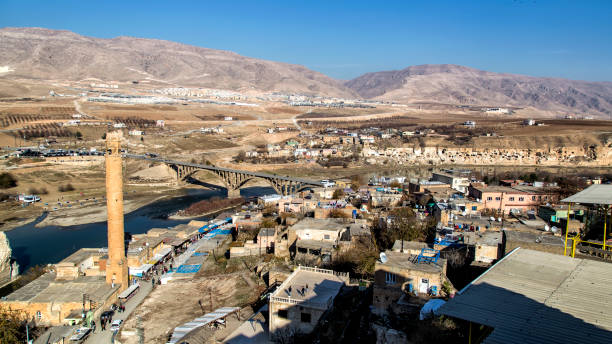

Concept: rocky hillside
[[345, 64, 612, 118], [0, 27, 356, 97]]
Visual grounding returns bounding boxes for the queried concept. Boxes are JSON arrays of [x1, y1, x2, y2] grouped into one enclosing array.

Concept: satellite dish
[[544, 225, 550, 232], [490, 216, 495, 222], [462, 211, 467, 217], [380, 252, 388, 263], [497, 217, 502, 222]]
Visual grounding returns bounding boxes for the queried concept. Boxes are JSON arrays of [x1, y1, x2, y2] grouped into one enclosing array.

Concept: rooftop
[[270, 266, 346, 310], [290, 217, 350, 232], [378, 251, 446, 273], [58, 248, 104, 265], [4, 273, 118, 303], [438, 248, 612, 344], [562, 184, 612, 205]]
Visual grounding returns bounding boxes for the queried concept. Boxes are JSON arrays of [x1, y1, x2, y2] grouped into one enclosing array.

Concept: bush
[[332, 189, 345, 199], [0, 173, 17, 189], [58, 183, 75, 192], [28, 187, 48, 195]]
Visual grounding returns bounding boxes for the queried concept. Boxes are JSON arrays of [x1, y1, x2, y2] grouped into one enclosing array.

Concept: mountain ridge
[[0, 27, 357, 97], [345, 64, 612, 117]]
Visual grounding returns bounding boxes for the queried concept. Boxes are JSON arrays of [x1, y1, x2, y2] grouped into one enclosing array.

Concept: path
[[84, 281, 153, 344]]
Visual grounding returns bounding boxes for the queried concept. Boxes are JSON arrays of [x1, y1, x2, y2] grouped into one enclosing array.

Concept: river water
[[5, 186, 275, 273]]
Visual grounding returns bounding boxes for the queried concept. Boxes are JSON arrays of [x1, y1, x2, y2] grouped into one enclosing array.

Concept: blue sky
[[1, 0, 611, 81]]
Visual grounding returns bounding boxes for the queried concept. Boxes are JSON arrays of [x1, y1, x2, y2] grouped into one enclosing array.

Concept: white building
[[224, 116, 233, 121], [128, 130, 144, 136]]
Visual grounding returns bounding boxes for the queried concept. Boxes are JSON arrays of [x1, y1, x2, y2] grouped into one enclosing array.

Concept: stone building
[[1, 249, 120, 326], [373, 250, 448, 314], [269, 266, 348, 339]]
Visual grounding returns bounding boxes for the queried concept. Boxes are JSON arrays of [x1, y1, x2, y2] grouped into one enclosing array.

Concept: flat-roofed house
[[269, 266, 348, 339]]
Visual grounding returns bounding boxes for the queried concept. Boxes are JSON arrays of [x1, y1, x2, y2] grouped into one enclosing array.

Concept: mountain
[[0, 27, 356, 97], [345, 64, 612, 117]]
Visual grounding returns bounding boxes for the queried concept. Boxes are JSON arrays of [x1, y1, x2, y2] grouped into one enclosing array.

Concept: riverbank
[[34, 192, 176, 228], [168, 197, 245, 220], [168, 204, 241, 220]]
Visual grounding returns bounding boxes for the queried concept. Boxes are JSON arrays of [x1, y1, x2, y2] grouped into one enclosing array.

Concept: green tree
[[332, 188, 345, 199], [0, 173, 17, 189], [101, 132, 107, 140], [0, 305, 28, 344], [75, 131, 83, 139]]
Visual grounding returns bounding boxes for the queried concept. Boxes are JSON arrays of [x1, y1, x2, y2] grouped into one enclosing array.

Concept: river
[[5, 186, 275, 273]]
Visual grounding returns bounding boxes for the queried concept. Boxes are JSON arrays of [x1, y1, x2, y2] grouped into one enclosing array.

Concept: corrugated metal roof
[[438, 248, 612, 344], [561, 184, 612, 205]]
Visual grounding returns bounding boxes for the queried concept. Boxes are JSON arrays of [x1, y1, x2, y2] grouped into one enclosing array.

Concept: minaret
[[105, 131, 128, 291]]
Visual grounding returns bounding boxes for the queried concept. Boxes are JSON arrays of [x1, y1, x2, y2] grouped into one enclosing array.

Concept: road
[[84, 281, 153, 344]]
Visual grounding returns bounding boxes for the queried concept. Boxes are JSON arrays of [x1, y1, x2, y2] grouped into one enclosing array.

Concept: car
[[110, 319, 123, 332], [320, 179, 335, 188]]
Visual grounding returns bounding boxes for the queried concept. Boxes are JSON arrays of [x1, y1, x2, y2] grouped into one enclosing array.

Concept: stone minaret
[[105, 131, 128, 290]]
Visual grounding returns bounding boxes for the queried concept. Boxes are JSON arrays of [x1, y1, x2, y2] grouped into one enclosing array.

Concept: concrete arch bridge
[[125, 154, 323, 196]]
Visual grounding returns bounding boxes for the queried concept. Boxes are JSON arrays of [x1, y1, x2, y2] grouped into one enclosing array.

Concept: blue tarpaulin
[[176, 265, 202, 273]]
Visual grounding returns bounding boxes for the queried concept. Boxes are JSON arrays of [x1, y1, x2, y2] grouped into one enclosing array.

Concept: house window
[[509, 197, 515, 201], [471, 206, 477, 211], [36, 311, 42, 320], [324, 234, 330, 240], [519, 197, 524, 201], [385, 272, 396, 284], [277, 310, 288, 319], [532, 196, 536, 201], [487, 197, 493, 201], [300, 312, 311, 323], [495, 197, 501, 201]]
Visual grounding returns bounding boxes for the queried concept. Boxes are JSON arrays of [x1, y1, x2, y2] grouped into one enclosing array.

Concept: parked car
[[110, 319, 123, 332]]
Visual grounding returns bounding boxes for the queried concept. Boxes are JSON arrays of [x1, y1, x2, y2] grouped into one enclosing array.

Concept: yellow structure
[[105, 131, 128, 291]]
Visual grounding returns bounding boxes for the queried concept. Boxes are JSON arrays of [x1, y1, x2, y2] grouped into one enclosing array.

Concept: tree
[[235, 151, 246, 163], [75, 131, 83, 139], [0, 173, 17, 189], [101, 132, 107, 140], [332, 188, 345, 199], [0, 305, 28, 344]]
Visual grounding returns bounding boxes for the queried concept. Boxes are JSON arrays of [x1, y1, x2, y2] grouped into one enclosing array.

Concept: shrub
[[0, 173, 17, 189], [58, 183, 75, 192]]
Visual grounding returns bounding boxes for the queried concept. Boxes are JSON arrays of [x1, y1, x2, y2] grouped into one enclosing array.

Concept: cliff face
[[0, 232, 18, 286], [361, 145, 612, 167]]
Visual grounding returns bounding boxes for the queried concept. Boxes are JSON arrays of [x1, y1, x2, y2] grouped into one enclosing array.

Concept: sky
[[1, 0, 611, 81]]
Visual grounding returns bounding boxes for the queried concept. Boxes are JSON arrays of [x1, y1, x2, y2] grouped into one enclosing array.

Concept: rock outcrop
[[0, 232, 18, 286]]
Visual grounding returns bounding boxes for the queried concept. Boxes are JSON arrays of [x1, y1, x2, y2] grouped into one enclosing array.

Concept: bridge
[[124, 154, 323, 196]]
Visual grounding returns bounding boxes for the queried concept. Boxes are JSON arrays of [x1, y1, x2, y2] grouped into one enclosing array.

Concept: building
[[468, 185, 558, 214], [432, 172, 470, 194], [373, 250, 448, 314], [289, 218, 351, 263], [128, 129, 144, 136], [1, 249, 120, 326], [269, 266, 348, 339], [156, 120, 165, 127], [438, 248, 612, 343]]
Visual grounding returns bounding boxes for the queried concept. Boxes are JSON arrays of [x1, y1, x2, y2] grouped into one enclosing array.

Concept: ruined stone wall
[[363, 145, 612, 166]]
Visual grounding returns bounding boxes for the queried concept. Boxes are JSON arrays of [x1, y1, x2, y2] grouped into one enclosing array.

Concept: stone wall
[[363, 144, 612, 166]]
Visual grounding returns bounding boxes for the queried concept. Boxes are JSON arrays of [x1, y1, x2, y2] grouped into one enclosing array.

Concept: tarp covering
[[562, 184, 612, 205], [118, 283, 140, 299], [129, 264, 153, 277], [419, 299, 446, 320], [176, 264, 201, 274]]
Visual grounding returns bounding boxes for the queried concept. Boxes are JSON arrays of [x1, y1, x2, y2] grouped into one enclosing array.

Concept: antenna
[[379, 252, 388, 263]]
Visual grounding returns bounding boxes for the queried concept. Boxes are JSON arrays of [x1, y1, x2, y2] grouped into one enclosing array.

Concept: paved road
[[84, 281, 153, 344]]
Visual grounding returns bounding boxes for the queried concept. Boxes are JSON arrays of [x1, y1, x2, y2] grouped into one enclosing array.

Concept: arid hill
[[345, 64, 612, 118], [0, 27, 356, 98]]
